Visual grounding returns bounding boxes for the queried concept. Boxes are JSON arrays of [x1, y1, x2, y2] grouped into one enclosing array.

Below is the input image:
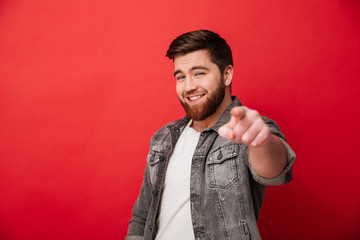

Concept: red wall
[[0, 0, 359, 239]]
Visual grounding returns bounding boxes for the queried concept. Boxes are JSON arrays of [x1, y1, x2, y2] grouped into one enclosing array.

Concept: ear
[[223, 65, 233, 87]]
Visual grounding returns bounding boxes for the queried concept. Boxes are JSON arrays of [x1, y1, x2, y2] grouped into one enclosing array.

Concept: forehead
[[173, 50, 214, 70]]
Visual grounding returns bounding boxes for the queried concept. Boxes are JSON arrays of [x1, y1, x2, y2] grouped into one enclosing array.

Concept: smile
[[186, 93, 206, 102]]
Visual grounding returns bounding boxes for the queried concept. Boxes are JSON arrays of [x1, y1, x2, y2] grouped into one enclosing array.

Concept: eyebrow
[[173, 65, 210, 77]]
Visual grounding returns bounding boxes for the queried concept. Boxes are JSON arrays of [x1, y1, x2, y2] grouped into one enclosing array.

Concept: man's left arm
[[218, 106, 293, 180]]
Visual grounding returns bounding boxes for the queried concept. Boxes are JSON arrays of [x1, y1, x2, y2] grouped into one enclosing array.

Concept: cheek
[[175, 83, 182, 97], [202, 75, 219, 90], [201, 81, 216, 93]]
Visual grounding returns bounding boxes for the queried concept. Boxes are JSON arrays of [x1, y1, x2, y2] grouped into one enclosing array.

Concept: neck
[[191, 93, 232, 132]]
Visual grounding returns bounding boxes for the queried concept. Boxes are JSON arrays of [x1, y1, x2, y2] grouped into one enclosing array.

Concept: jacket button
[[153, 190, 158, 197], [217, 151, 223, 160], [191, 193, 199, 200], [159, 156, 164, 162]]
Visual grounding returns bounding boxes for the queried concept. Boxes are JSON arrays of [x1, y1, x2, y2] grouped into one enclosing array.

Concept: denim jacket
[[126, 97, 296, 240]]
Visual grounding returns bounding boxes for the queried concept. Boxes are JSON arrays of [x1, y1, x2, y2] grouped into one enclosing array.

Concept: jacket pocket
[[147, 150, 165, 187], [206, 143, 239, 189], [240, 220, 250, 240]]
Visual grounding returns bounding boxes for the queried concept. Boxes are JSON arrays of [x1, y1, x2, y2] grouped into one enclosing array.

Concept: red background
[[0, 0, 359, 239]]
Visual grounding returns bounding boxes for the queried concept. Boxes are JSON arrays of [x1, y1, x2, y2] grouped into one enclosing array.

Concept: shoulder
[[149, 116, 190, 149], [151, 117, 186, 138]]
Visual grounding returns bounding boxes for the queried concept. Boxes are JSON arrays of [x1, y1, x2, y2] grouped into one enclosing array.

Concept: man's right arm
[[126, 164, 153, 239]]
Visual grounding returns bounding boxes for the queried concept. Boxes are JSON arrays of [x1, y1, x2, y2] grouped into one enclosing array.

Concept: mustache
[[183, 90, 206, 97]]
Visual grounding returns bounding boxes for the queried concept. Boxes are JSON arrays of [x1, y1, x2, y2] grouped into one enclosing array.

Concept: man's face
[[174, 50, 225, 121]]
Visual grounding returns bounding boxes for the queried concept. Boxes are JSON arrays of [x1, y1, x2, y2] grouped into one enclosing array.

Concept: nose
[[184, 76, 197, 92]]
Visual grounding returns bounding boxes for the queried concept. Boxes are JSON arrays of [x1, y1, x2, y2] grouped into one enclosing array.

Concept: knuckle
[[255, 116, 264, 125], [234, 127, 242, 137], [264, 126, 270, 135], [248, 110, 258, 119]]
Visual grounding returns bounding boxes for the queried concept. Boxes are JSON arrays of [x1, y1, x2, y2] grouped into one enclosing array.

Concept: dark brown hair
[[166, 30, 233, 74]]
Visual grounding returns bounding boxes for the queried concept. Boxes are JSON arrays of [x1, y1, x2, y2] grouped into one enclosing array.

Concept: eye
[[195, 72, 205, 77], [176, 75, 185, 81]]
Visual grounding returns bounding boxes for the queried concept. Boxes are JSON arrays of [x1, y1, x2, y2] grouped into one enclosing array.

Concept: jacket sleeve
[[126, 163, 153, 238], [246, 116, 296, 186]]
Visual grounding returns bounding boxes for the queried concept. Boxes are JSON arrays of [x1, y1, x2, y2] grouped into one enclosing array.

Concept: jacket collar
[[210, 96, 242, 132]]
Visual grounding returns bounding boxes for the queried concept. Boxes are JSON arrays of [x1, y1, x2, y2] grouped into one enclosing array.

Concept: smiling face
[[174, 50, 232, 122]]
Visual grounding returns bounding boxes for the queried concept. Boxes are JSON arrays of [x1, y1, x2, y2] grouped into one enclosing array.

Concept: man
[[126, 30, 296, 240]]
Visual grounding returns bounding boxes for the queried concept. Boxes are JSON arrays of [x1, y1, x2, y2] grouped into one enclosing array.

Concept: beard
[[179, 79, 225, 121]]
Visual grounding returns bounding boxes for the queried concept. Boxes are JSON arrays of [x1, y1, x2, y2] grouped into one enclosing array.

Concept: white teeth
[[189, 95, 202, 100]]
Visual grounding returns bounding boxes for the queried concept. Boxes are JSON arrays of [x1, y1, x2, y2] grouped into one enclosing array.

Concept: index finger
[[230, 107, 246, 120]]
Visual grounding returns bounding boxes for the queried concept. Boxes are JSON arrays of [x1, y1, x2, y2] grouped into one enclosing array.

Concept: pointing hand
[[218, 106, 271, 147]]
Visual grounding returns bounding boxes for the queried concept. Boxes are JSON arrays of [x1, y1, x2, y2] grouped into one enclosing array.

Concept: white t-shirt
[[155, 121, 200, 240]]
